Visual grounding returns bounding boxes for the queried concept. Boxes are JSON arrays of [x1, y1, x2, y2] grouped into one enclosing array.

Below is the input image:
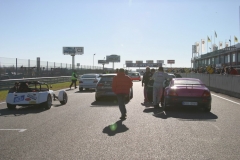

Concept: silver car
[[95, 74, 133, 101], [79, 74, 101, 91]]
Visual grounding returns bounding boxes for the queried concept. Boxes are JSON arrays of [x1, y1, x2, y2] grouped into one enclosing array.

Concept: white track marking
[[0, 129, 27, 132], [211, 94, 240, 105]]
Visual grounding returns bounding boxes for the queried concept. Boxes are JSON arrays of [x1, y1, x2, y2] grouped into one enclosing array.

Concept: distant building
[[192, 43, 240, 69]]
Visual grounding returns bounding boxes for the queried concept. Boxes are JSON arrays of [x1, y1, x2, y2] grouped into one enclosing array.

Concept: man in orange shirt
[[112, 68, 133, 120]]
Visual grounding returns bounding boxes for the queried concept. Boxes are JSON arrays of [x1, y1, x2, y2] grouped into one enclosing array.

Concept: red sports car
[[162, 78, 211, 112]]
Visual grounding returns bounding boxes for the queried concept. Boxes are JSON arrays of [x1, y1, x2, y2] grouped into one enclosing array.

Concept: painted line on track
[[211, 94, 240, 105], [0, 129, 27, 132]]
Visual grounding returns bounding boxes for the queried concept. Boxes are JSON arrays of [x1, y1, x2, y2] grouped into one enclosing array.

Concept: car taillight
[[169, 89, 178, 96], [202, 91, 211, 97], [97, 83, 104, 87], [79, 81, 83, 83]]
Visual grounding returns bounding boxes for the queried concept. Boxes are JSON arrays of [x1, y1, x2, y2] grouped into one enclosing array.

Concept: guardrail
[[0, 76, 71, 91], [180, 73, 240, 99]]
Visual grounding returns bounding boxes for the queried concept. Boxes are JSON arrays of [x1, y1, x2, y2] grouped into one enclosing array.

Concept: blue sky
[[0, 0, 239, 69]]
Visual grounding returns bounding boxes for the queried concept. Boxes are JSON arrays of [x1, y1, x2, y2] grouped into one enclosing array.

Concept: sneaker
[[120, 114, 127, 120]]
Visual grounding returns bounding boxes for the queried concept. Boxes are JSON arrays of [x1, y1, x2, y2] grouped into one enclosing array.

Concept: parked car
[[95, 74, 133, 101], [162, 78, 211, 112], [128, 72, 141, 81], [79, 74, 101, 91], [6, 81, 68, 110]]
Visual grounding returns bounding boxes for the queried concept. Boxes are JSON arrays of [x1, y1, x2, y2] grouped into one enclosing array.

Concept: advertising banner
[[167, 60, 175, 64], [136, 60, 143, 63], [157, 60, 164, 64], [125, 60, 133, 64], [63, 47, 84, 55], [146, 60, 153, 63], [106, 55, 120, 62], [126, 63, 162, 67], [98, 60, 109, 64]]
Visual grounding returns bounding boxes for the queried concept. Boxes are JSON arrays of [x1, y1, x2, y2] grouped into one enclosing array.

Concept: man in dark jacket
[[112, 68, 133, 120], [142, 66, 152, 103]]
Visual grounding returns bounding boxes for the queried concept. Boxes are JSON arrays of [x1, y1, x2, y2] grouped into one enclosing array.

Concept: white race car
[[6, 81, 68, 110]]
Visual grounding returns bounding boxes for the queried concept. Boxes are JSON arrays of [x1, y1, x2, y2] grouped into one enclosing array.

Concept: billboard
[[157, 60, 164, 64], [125, 60, 133, 64], [146, 60, 153, 63], [106, 55, 120, 62], [98, 60, 109, 64], [136, 60, 143, 63], [167, 60, 175, 64], [63, 47, 84, 55], [126, 63, 162, 67]]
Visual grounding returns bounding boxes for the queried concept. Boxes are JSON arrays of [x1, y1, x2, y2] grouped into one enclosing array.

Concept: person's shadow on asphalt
[[102, 120, 129, 136]]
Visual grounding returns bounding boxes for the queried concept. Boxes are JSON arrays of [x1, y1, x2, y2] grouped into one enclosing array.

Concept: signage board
[[146, 60, 153, 63], [63, 47, 84, 55], [125, 60, 133, 64], [136, 60, 143, 64], [126, 63, 162, 67], [157, 60, 164, 64], [167, 60, 175, 64], [106, 55, 120, 62], [98, 60, 109, 64]]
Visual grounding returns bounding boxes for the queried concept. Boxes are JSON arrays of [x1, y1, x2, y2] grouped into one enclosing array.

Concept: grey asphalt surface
[[1, 81, 240, 160]]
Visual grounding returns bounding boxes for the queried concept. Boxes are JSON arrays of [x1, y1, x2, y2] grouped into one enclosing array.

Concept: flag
[[225, 42, 229, 47], [219, 41, 223, 49], [235, 36, 238, 42], [215, 31, 217, 38], [201, 39, 205, 52], [195, 42, 199, 53], [207, 36, 211, 42]]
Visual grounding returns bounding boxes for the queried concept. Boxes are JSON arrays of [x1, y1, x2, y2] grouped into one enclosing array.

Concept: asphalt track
[[0, 81, 240, 159]]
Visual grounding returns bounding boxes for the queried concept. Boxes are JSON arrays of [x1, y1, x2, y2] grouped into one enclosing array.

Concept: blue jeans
[[116, 94, 126, 116]]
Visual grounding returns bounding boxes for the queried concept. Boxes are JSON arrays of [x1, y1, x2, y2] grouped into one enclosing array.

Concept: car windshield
[[174, 79, 203, 85], [81, 75, 96, 78]]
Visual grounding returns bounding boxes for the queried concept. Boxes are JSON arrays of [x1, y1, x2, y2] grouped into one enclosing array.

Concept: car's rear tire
[[44, 94, 52, 109], [204, 105, 211, 112], [60, 92, 68, 105], [7, 103, 16, 110], [79, 87, 83, 91]]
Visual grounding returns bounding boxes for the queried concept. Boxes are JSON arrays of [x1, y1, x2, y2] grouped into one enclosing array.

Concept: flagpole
[[211, 36, 212, 52], [207, 36, 208, 53]]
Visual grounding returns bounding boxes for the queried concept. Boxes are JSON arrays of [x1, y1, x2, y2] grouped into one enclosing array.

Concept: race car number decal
[[14, 95, 25, 103]]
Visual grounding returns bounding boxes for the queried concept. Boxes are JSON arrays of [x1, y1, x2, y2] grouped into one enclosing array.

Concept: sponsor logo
[[14, 95, 25, 103], [27, 94, 37, 100], [25, 98, 31, 101]]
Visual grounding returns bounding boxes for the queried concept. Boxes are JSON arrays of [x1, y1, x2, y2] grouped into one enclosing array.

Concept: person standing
[[152, 67, 170, 109], [112, 68, 133, 120], [142, 66, 152, 103], [69, 70, 78, 89]]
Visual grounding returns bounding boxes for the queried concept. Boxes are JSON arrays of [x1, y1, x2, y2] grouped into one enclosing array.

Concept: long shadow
[[75, 89, 96, 93], [102, 120, 129, 136], [143, 107, 218, 121], [91, 97, 130, 107], [0, 105, 47, 117]]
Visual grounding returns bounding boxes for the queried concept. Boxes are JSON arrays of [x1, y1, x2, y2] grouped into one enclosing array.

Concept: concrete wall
[[180, 73, 240, 98]]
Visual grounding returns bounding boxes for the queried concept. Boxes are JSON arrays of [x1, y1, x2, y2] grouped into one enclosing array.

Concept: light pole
[[93, 53, 96, 67]]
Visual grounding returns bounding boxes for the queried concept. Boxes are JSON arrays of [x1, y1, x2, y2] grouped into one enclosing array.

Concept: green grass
[[0, 82, 72, 103]]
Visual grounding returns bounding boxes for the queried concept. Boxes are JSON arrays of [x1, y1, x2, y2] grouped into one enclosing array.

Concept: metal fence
[[0, 76, 71, 91], [0, 57, 112, 79]]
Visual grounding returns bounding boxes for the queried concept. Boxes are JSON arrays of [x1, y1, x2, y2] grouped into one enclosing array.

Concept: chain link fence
[[0, 57, 113, 79]]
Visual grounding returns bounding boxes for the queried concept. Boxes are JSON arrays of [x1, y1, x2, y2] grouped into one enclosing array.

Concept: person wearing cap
[[152, 67, 171, 108], [70, 70, 78, 89]]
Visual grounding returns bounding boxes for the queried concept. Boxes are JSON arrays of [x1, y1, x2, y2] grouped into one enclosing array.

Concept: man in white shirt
[[152, 67, 171, 108]]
